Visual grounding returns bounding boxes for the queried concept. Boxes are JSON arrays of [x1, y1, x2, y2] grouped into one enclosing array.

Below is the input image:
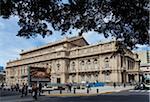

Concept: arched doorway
[[128, 74, 135, 83]]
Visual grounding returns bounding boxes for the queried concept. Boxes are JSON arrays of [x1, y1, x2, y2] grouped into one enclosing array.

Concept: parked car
[[134, 82, 149, 90]]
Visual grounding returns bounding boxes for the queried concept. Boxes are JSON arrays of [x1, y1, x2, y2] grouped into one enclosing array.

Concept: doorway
[[57, 78, 61, 83]]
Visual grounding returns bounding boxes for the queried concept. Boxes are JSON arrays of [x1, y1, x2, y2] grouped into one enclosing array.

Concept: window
[[72, 75, 76, 82], [121, 56, 123, 67], [21, 68, 22, 74], [87, 60, 91, 64], [81, 75, 85, 81], [81, 60, 84, 65], [57, 52, 61, 56], [57, 63, 60, 71], [72, 62, 75, 71], [128, 59, 134, 70], [24, 67, 26, 74], [94, 74, 98, 81], [104, 74, 110, 82], [93, 59, 98, 64], [104, 57, 109, 68], [87, 74, 92, 81]]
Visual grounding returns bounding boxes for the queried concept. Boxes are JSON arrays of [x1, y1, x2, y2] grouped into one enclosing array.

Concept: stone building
[[6, 36, 140, 86], [0, 66, 6, 85], [137, 50, 150, 81]]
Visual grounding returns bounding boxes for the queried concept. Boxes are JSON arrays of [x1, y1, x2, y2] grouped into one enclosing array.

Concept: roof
[[20, 36, 88, 55]]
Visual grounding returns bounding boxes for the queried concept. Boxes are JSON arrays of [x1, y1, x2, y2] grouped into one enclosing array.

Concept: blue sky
[[0, 16, 149, 67]]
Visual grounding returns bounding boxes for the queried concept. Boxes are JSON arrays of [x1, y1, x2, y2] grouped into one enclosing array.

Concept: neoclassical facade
[[6, 36, 140, 86]]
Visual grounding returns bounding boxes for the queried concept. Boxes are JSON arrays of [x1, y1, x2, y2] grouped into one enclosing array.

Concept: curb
[[44, 88, 133, 97], [45, 91, 116, 97]]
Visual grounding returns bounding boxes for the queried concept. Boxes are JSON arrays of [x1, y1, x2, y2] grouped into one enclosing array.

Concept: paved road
[[0, 89, 20, 96], [0, 89, 149, 102]]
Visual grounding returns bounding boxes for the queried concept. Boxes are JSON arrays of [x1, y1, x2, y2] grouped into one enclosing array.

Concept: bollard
[[96, 89, 99, 93], [73, 88, 76, 94], [49, 90, 51, 94]]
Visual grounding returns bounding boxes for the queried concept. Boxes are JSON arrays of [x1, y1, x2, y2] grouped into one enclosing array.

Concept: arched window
[[81, 60, 84, 65], [93, 59, 98, 64], [81, 75, 85, 81], [104, 57, 109, 68], [72, 62, 75, 71], [72, 75, 76, 82], [57, 63, 60, 70], [87, 59, 91, 64]]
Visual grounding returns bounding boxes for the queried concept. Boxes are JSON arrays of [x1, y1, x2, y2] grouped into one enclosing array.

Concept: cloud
[[0, 22, 5, 30], [83, 31, 112, 44], [135, 44, 150, 51], [0, 17, 59, 67]]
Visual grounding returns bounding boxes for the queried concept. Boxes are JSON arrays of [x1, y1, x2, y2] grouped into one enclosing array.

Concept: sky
[[0, 16, 150, 67]]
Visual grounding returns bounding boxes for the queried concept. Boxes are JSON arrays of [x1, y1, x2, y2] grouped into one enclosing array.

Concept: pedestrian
[[21, 83, 25, 97], [39, 83, 42, 96], [16, 83, 19, 91], [32, 83, 38, 100], [25, 83, 28, 96], [1, 83, 4, 89], [123, 83, 126, 88], [86, 82, 90, 94], [69, 83, 72, 92], [113, 82, 116, 88]]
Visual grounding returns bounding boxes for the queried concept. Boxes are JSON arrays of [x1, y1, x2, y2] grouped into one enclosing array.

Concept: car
[[134, 83, 149, 90]]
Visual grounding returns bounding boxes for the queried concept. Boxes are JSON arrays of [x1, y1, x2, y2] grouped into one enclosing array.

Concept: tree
[[0, 0, 149, 49]]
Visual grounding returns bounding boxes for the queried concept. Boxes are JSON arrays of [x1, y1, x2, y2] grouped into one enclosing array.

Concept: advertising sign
[[29, 67, 51, 82]]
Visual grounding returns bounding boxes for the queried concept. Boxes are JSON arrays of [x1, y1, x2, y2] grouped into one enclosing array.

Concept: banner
[[29, 67, 50, 82]]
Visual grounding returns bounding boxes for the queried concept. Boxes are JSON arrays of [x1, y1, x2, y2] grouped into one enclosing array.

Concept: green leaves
[[0, 0, 149, 48]]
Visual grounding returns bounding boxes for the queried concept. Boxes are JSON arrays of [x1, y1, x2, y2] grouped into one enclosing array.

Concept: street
[[0, 89, 149, 102]]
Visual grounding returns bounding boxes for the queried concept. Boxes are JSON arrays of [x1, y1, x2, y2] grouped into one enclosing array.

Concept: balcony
[[21, 75, 28, 78], [101, 67, 112, 75], [68, 69, 76, 73]]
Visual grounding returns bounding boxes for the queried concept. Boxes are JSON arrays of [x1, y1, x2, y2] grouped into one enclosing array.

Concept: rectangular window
[[24, 67, 26, 74], [104, 74, 110, 82], [105, 63, 109, 68], [121, 56, 123, 67]]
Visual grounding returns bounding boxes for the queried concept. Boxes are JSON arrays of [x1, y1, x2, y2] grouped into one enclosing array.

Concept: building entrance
[[121, 72, 126, 83], [57, 78, 61, 83], [128, 74, 135, 83]]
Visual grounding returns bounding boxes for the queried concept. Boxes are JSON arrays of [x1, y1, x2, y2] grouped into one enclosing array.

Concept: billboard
[[29, 67, 51, 82]]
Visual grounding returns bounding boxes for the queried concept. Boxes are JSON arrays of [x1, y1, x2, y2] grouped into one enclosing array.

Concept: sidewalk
[[43, 86, 134, 97]]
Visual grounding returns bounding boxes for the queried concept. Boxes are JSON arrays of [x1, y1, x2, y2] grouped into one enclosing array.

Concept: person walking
[[39, 83, 42, 96], [113, 82, 116, 88], [69, 83, 72, 93], [16, 83, 19, 91], [21, 83, 25, 97], [1, 83, 4, 89], [86, 82, 90, 94], [123, 83, 126, 88], [25, 83, 28, 96], [32, 83, 38, 100]]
